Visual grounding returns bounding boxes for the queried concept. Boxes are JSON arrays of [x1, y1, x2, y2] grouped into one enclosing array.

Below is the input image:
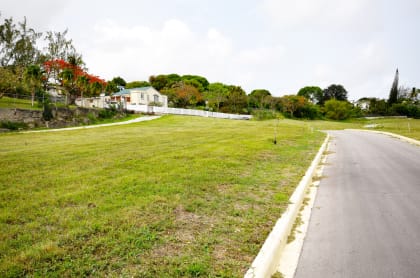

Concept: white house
[[110, 87, 168, 108], [75, 94, 110, 108]]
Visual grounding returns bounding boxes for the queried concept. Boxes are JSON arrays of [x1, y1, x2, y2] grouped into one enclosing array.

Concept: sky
[[2, 0, 419, 100]]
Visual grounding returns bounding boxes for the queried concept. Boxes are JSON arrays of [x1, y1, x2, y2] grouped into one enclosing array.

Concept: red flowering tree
[[43, 58, 106, 104]]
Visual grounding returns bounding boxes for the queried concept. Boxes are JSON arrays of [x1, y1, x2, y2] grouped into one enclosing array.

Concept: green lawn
[[362, 118, 420, 140], [0, 97, 42, 110], [303, 118, 420, 141], [0, 116, 325, 277]]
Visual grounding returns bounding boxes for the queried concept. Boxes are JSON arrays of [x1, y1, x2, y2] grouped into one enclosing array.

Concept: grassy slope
[[306, 118, 420, 140], [0, 97, 42, 110], [0, 116, 325, 277], [363, 118, 420, 140]]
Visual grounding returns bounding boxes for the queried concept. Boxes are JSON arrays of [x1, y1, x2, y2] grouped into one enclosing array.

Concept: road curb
[[244, 134, 330, 278], [346, 129, 420, 146]]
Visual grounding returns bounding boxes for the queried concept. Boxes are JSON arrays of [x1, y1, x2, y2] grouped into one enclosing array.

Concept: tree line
[[0, 14, 106, 106], [357, 69, 420, 118], [1, 15, 418, 119]]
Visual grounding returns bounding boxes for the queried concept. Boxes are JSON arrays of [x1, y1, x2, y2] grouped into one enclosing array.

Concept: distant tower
[[388, 68, 399, 105]]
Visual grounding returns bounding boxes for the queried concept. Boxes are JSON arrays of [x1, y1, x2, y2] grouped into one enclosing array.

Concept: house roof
[[111, 86, 158, 96]]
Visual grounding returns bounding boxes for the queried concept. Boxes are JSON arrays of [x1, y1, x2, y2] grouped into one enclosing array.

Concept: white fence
[[125, 104, 252, 120]]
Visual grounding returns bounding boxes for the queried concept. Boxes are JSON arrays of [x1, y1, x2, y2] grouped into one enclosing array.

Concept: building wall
[[75, 95, 110, 108], [128, 88, 168, 107]]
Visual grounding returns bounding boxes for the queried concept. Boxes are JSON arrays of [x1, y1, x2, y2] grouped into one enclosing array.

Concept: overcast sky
[[2, 0, 419, 100]]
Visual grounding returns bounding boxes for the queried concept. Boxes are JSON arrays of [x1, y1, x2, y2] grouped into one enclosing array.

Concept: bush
[[391, 103, 420, 118], [43, 103, 53, 121], [98, 107, 118, 119], [251, 109, 280, 120], [148, 101, 163, 107], [324, 99, 353, 120], [87, 112, 98, 123], [0, 121, 28, 130], [295, 103, 322, 119]]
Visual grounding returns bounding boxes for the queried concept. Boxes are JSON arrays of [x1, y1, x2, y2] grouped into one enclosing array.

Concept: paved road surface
[[295, 130, 420, 278]]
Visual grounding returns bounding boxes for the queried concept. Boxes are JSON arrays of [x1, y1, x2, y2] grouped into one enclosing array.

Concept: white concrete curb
[[244, 134, 330, 278], [346, 129, 420, 146]]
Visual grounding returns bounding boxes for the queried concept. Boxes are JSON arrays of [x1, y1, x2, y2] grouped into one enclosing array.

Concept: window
[[154, 95, 159, 102], [141, 93, 144, 100]]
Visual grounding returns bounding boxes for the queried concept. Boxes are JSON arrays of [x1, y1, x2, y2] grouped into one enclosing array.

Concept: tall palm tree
[[59, 68, 74, 105], [76, 75, 89, 106], [24, 64, 42, 106], [90, 81, 103, 97]]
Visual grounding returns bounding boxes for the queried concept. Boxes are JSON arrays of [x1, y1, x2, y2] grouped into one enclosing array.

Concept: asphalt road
[[294, 130, 420, 278]]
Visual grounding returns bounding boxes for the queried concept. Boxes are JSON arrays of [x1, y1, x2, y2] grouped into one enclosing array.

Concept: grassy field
[[0, 97, 42, 110], [305, 118, 420, 140], [362, 118, 420, 140], [0, 116, 325, 277]]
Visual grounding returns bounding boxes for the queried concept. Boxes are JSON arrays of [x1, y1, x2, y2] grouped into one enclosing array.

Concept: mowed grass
[[306, 118, 420, 141], [0, 116, 325, 277], [363, 118, 420, 140], [0, 97, 41, 110]]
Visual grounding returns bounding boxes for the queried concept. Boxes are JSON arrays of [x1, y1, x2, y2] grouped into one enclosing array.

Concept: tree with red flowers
[[43, 57, 106, 104]]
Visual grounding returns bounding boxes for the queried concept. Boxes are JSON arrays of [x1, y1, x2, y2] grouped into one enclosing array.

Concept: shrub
[[148, 101, 163, 107], [43, 103, 54, 121], [391, 103, 420, 118], [295, 103, 322, 119], [251, 109, 280, 120], [0, 121, 28, 130], [98, 108, 118, 119], [87, 112, 97, 123], [324, 99, 353, 120]]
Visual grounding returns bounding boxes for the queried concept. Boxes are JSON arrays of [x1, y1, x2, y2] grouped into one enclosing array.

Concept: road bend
[[294, 130, 420, 278]]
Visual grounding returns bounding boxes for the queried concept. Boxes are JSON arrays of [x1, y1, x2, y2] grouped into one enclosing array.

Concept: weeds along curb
[[347, 129, 420, 146], [244, 134, 330, 278]]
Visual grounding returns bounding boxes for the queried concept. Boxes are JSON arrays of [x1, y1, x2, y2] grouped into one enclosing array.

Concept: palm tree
[[24, 64, 42, 106], [59, 68, 75, 105], [76, 75, 89, 106], [90, 81, 103, 97]]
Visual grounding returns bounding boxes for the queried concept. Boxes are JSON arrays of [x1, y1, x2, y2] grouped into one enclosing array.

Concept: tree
[[205, 82, 229, 111], [43, 58, 106, 103], [324, 99, 353, 120], [409, 87, 419, 104], [280, 95, 306, 118], [222, 86, 248, 114], [76, 75, 89, 103], [248, 89, 271, 109], [125, 80, 150, 89], [43, 29, 76, 61], [149, 74, 182, 91], [0, 15, 42, 68], [89, 80, 104, 97], [59, 68, 75, 103], [111, 76, 126, 87], [0, 67, 20, 97], [388, 68, 399, 105], [42, 30, 82, 86], [297, 86, 323, 104], [24, 64, 42, 106], [323, 84, 348, 103], [172, 81, 203, 108], [181, 75, 209, 92], [105, 81, 119, 94]]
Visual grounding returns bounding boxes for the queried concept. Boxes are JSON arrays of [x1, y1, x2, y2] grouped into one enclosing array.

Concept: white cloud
[[79, 19, 234, 84], [1, 0, 66, 31], [260, 0, 380, 32]]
